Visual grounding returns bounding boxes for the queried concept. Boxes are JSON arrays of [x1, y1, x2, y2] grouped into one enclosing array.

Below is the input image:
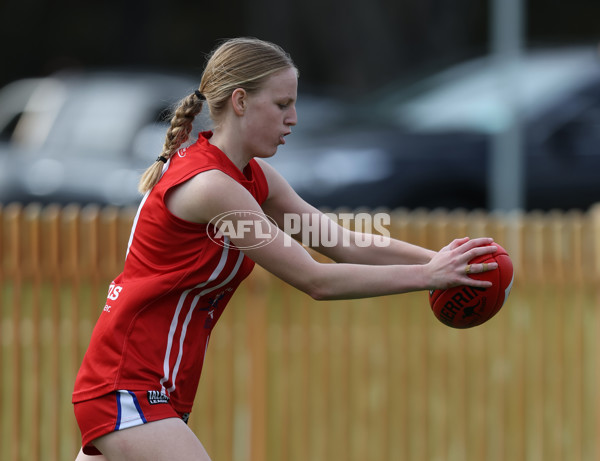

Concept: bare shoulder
[[165, 169, 258, 223]]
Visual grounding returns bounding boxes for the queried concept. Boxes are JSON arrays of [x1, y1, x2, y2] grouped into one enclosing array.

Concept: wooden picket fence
[[1, 202, 600, 461]]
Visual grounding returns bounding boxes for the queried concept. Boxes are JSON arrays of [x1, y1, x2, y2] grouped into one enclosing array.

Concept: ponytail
[[138, 91, 205, 194]]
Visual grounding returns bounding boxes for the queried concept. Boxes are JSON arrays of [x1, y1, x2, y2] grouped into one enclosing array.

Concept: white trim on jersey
[[159, 241, 229, 393], [159, 237, 245, 395], [125, 159, 170, 260], [168, 248, 246, 393], [126, 190, 151, 260]]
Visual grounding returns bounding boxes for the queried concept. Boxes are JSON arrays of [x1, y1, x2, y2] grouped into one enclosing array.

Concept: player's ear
[[231, 88, 247, 116]]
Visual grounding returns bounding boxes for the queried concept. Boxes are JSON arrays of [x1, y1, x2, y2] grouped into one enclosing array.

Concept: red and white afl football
[[429, 243, 514, 329]]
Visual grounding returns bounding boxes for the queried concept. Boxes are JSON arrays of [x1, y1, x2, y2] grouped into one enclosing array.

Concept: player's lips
[[279, 131, 291, 145]]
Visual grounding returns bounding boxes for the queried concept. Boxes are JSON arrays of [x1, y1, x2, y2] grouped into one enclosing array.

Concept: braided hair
[[138, 37, 297, 194]]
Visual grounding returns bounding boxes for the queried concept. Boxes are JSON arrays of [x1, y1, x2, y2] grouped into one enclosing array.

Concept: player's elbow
[[305, 285, 329, 301], [298, 274, 334, 301], [282, 262, 338, 301]]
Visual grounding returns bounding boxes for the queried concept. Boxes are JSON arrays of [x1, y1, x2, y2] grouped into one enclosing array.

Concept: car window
[[43, 80, 151, 156], [0, 113, 22, 142], [549, 99, 600, 157], [0, 78, 47, 143]]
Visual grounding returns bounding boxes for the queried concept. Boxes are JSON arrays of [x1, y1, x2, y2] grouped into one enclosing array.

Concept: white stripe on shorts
[[115, 390, 147, 431]]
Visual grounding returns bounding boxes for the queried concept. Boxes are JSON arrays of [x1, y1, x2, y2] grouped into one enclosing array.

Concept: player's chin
[[260, 144, 281, 157]]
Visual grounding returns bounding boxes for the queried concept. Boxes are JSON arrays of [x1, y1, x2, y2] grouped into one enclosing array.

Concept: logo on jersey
[[200, 290, 231, 329], [147, 390, 170, 405]]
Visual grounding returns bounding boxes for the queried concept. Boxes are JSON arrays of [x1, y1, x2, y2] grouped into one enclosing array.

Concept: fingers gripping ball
[[429, 243, 514, 329]]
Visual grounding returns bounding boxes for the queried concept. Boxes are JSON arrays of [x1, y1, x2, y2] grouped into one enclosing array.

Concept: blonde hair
[[138, 37, 297, 194]]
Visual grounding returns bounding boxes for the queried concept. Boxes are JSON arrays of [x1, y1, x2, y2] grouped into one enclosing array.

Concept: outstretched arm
[[257, 158, 436, 265], [166, 168, 498, 301]]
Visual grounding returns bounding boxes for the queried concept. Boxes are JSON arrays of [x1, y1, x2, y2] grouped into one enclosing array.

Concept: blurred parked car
[[3, 47, 599, 212], [0, 69, 203, 206], [0, 70, 349, 208], [268, 45, 600, 211]]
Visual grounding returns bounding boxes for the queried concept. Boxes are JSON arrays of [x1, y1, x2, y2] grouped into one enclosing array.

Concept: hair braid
[[138, 92, 204, 194]]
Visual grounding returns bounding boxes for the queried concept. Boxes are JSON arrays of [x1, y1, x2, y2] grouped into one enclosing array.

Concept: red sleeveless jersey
[[73, 132, 269, 412]]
